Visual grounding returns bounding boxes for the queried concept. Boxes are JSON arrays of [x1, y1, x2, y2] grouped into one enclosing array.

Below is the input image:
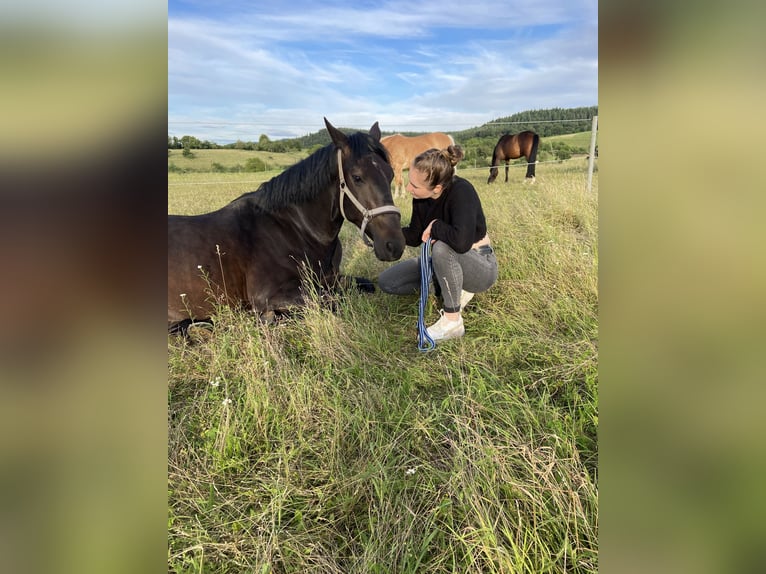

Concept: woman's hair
[[411, 145, 464, 189]]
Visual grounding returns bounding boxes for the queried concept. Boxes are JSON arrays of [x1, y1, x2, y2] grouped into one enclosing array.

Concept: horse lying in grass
[[168, 118, 405, 332]]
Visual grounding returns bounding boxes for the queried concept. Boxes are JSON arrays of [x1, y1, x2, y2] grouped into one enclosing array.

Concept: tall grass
[[168, 159, 598, 573]]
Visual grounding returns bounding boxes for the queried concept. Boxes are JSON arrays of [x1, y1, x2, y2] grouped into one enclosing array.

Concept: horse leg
[[168, 318, 214, 341], [525, 134, 539, 180], [504, 161, 510, 183]]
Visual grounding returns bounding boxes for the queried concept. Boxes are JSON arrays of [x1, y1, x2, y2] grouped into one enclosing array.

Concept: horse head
[[325, 118, 405, 262]]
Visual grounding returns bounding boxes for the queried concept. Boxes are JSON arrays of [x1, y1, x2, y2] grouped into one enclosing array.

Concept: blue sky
[[168, 0, 597, 143]]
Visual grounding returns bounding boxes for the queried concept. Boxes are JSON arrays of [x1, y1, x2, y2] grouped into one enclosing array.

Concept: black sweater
[[402, 176, 488, 253]]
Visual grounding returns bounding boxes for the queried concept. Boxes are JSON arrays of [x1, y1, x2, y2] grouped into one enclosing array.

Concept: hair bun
[[446, 144, 464, 166]]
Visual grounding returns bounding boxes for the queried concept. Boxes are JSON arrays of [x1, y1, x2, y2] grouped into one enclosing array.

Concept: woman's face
[[406, 166, 443, 199]]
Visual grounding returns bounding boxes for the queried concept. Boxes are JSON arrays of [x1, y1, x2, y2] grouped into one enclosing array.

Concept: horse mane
[[240, 131, 389, 212]]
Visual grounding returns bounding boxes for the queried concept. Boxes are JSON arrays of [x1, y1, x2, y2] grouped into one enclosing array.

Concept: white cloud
[[168, 1, 597, 142]]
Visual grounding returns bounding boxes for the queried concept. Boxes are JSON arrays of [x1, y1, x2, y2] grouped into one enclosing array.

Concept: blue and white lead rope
[[417, 241, 436, 352]]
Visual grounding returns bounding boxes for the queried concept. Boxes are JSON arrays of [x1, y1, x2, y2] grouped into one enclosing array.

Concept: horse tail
[[529, 133, 539, 163], [526, 133, 540, 179]]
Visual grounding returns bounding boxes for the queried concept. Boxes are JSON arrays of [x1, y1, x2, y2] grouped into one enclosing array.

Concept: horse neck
[[300, 182, 345, 244], [491, 146, 500, 165], [269, 174, 344, 247], [230, 148, 345, 246]]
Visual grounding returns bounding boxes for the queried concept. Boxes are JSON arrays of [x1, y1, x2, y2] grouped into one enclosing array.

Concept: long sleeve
[[401, 177, 487, 251], [429, 180, 486, 253], [402, 198, 428, 247]]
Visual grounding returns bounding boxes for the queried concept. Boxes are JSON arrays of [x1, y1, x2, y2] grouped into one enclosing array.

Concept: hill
[[169, 106, 598, 152], [285, 106, 598, 150], [168, 106, 598, 172]]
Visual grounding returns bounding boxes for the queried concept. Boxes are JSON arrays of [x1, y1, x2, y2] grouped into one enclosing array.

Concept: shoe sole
[[428, 328, 465, 342]]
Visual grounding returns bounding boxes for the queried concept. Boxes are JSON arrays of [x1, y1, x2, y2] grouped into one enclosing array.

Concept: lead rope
[[417, 241, 436, 352]]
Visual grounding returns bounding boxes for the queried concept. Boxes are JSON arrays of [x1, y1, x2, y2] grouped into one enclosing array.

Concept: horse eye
[[352, 175, 363, 184]]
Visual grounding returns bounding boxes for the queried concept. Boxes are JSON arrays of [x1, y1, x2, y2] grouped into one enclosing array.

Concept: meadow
[[168, 155, 598, 573], [168, 148, 309, 173]]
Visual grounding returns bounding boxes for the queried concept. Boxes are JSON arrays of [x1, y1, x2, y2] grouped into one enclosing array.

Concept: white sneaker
[[459, 290, 475, 311], [426, 310, 465, 342]]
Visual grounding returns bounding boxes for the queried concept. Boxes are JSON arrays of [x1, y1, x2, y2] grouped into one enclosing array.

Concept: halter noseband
[[336, 149, 400, 247]]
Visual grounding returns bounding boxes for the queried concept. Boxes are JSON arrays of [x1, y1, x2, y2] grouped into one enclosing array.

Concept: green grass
[[543, 132, 597, 151], [168, 159, 598, 573], [168, 148, 309, 173]]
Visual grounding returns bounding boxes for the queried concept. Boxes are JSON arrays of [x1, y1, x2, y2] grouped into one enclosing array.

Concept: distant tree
[[180, 135, 202, 149], [257, 134, 271, 150], [244, 157, 267, 172]]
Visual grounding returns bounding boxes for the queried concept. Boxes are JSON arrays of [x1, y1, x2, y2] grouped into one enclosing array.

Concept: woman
[[378, 145, 498, 342]]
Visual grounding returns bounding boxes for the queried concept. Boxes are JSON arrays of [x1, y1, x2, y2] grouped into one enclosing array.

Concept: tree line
[[169, 105, 598, 164]]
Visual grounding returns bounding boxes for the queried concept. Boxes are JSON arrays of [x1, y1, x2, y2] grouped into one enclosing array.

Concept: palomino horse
[[381, 132, 455, 196], [168, 118, 405, 331], [487, 131, 540, 184]]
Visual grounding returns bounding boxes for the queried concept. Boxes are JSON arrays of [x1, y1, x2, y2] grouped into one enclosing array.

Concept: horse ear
[[369, 121, 381, 142], [324, 117, 349, 151]]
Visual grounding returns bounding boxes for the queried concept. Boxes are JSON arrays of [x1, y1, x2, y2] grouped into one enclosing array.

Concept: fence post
[[587, 115, 598, 192]]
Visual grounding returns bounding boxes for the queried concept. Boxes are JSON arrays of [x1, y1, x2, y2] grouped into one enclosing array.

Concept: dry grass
[[168, 158, 598, 573]]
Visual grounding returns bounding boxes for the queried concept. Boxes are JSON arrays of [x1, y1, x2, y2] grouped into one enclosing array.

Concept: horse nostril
[[385, 240, 404, 260]]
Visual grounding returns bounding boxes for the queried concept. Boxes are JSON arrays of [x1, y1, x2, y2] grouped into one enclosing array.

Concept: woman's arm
[[430, 184, 479, 253], [402, 199, 426, 247]]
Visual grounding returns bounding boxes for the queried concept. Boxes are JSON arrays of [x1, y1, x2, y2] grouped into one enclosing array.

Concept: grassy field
[[168, 155, 598, 573], [542, 131, 597, 150], [168, 148, 310, 173], [167, 132, 596, 175]]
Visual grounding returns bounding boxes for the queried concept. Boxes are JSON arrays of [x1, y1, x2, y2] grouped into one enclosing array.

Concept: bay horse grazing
[[168, 118, 405, 331], [381, 132, 455, 196], [487, 131, 540, 184]]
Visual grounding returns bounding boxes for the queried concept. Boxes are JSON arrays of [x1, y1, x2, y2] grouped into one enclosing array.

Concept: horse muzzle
[[368, 217, 405, 261]]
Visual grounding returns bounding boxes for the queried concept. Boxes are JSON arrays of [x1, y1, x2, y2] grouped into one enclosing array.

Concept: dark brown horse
[[487, 131, 540, 183], [168, 118, 405, 330]]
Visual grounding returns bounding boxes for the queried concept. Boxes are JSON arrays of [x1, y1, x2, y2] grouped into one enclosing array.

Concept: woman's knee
[[377, 268, 398, 293], [377, 259, 419, 294], [431, 240, 454, 260]]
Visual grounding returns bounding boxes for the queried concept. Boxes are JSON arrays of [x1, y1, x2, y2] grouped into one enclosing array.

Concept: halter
[[336, 149, 401, 247]]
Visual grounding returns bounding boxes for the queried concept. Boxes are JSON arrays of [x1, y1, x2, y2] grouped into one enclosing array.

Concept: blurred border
[[0, 3, 167, 573], [601, 2, 766, 573]]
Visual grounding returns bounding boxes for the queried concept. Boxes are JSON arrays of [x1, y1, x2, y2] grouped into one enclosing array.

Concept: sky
[[168, 0, 598, 143]]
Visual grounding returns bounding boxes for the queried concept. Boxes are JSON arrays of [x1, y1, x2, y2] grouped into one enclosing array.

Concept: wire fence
[[169, 116, 599, 190]]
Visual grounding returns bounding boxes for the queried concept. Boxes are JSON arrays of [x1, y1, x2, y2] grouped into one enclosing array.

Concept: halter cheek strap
[[336, 149, 401, 247]]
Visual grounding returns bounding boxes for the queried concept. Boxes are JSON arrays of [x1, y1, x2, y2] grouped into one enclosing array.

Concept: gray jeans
[[378, 241, 498, 313]]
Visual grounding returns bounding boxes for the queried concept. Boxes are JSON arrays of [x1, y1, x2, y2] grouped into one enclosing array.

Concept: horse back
[[168, 204, 343, 322], [381, 132, 454, 166], [167, 209, 250, 321]]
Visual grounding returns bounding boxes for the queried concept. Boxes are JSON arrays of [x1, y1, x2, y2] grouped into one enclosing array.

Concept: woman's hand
[[422, 219, 437, 243]]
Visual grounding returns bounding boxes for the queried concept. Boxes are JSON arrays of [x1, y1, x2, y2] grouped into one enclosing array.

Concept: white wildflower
[[222, 398, 232, 406], [405, 468, 416, 476]]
